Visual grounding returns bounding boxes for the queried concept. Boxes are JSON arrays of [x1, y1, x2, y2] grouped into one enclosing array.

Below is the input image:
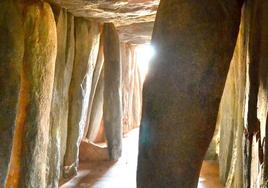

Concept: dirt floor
[[60, 129, 224, 188]]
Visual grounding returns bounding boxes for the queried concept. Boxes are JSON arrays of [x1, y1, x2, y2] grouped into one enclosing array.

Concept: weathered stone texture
[[137, 1, 242, 187], [84, 30, 104, 140], [79, 140, 109, 161], [121, 44, 143, 134], [244, 1, 267, 187], [47, 8, 75, 188], [258, 1, 268, 187], [121, 43, 133, 133], [49, 0, 158, 44], [218, 26, 245, 188], [64, 18, 100, 177], [0, 1, 24, 186], [19, 2, 57, 188], [217, 1, 268, 187], [204, 121, 220, 160], [86, 70, 104, 142], [103, 23, 123, 160], [50, 0, 159, 27], [131, 47, 143, 131], [117, 22, 154, 44]]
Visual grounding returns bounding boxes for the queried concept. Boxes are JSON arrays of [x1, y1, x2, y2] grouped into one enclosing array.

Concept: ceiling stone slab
[[51, 0, 159, 26], [50, 0, 159, 44], [117, 21, 154, 44]]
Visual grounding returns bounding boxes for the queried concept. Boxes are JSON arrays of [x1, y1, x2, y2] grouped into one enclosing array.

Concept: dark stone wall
[[0, 1, 24, 186], [137, 1, 242, 187], [209, 1, 268, 187]]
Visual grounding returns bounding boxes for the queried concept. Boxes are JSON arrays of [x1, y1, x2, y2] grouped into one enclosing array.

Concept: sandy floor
[[61, 129, 224, 188]]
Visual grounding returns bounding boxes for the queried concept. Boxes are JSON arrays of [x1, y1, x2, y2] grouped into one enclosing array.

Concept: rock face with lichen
[[2, 2, 57, 188], [137, 1, 242, 187], [19, 2, 57, 188], [1, 2, 57, 187]]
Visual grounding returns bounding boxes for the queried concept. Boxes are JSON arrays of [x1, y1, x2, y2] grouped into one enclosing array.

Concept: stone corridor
[[1, 1, 268, 187]]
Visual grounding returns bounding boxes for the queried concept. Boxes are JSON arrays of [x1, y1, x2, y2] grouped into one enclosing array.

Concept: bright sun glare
[[136, 44, 155, 80]]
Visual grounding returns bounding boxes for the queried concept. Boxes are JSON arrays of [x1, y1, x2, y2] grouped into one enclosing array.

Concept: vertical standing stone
[[242, 2, 260, 187], [86, 70, 104, 142], [103, 23, 123, 160], [19, 2, 57, 188], [85, 31, 105, 141], [47, 9, 75, 188], [249, 1, 268, 187], [84, 29, 104, 139], [0, 1, 24, 186], [259, 1, 268, 186], [121, 43, 133, 133], [64, 18, 100, 177], [137, 1, 243, 187], [218, 25, 245, 187], [128, 48, 136, 131], [132, 50, 143, 129], [121, 44, 142, 133], [60, 11, 75, 178]]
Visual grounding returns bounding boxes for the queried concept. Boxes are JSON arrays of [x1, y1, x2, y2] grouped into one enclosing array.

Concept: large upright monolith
[[0, 1, 24, 186], [64, 18, 100, 177], [137, 1, 243, 187], [103, 23, 122, 160], [47, 8, 75, 188]]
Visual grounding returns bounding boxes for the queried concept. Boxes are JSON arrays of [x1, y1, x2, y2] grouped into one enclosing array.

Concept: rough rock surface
[[131, 47, 143, 131], [84, 30, 104, 140], [47, 8, 75, 188], [50, 0, 159, 26], [257, 2, 268, 186], [18, 2, 57, 188], [117, 22, 154, 44], [49, 0, 159, 44], [0, 1, 24, 186], [204, 122, 220, 160], [218, 2, 268, 187], [121, 43, 143, 133], [137, 1, 242, 187], [103, 23, 123, 160], [86, 70, 104, 142], [121, 43, 133, 133], [64, 18, 100, 177], [79, 141, 109, 161], [218, 26, 245, 188]]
